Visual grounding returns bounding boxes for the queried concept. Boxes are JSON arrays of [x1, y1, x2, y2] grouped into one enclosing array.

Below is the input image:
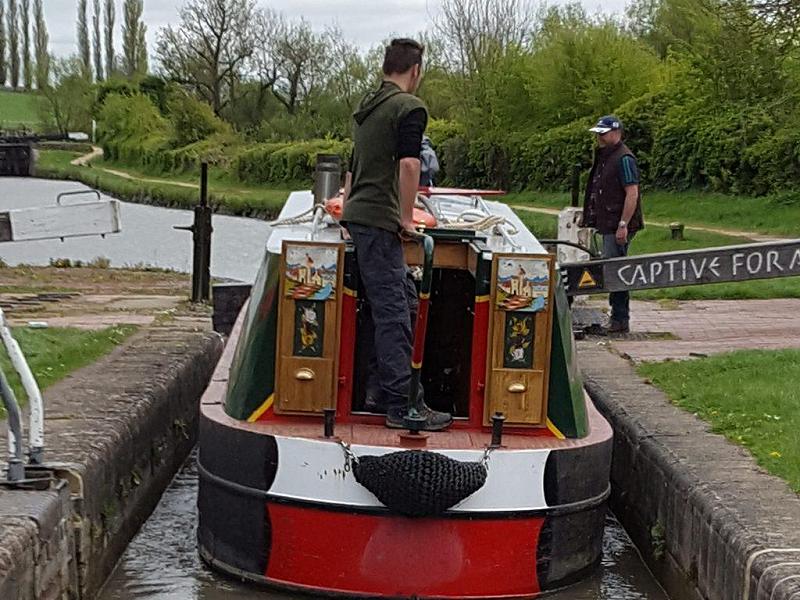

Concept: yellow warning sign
[[578, 269, 597, 289]]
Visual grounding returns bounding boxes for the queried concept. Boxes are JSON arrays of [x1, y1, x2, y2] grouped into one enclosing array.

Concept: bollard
[[323, 408, 336, 438], [491, 412, 506, 448], [670, 222, 685, 241]]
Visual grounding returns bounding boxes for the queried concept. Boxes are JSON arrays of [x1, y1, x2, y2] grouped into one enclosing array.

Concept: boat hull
[[197, 402, 611, 598]]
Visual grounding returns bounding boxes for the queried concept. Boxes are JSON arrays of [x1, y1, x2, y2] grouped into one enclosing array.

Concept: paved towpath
[[510, 204, 787, 242], [583, 298, 800, 362]]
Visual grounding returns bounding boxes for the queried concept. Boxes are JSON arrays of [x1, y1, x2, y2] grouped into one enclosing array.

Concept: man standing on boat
[[582, 115, 645, 334], [342, 38, 452, 431]]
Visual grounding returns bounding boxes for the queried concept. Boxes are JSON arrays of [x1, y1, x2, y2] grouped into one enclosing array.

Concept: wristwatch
[[618, 220, 627, 228]]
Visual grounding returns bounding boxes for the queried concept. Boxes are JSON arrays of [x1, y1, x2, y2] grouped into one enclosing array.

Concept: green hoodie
[[343, 81, 428, 233]]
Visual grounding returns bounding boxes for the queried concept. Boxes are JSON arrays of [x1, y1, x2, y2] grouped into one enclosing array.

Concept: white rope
[[268, 207, 314, 227], [437, 209, 519, 236]]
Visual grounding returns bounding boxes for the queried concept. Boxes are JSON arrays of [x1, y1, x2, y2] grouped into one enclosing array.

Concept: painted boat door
[[274, 241, 344, 414], [484, 253, 554, 426]]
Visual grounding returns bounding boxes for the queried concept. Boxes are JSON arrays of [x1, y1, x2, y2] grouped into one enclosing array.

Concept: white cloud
[[43, 0, 629, 60]]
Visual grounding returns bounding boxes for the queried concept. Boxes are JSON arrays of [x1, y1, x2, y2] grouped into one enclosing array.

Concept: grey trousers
[[349, 223, 418, 410]]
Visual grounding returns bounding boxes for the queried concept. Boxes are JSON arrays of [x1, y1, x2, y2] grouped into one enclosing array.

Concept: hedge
[[235, 139, 352, 184], [433, 90, 800, 196]]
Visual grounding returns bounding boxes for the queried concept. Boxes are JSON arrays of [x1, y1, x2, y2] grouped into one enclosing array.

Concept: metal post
[[0, 367, 25, 482], [571, 163, 581, 208], [491, 412, 506, 448], [192, 163, 213, 302], [323, 408, 336, 438]]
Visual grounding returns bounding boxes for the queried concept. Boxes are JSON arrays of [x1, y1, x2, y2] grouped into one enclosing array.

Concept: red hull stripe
[[265, 503, 543, 598]]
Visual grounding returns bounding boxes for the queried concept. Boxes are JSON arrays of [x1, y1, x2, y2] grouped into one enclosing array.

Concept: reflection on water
[[99, 456, 669, 600], [0, 178, 273, 282]]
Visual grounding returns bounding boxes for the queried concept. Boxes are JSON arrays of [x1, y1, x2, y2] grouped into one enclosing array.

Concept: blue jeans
[[602, 233, 633, 323], [348, 223, 418, 410]]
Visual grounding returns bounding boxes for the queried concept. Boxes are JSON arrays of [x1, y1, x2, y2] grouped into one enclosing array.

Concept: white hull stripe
[[269, 436, 551, 513]]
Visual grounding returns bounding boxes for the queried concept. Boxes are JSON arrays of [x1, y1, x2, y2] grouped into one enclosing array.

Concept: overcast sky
[[44, 0, 629, 61]]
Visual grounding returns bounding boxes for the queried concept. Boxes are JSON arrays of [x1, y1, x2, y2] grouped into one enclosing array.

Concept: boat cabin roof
[[266, 191, 547, 255]]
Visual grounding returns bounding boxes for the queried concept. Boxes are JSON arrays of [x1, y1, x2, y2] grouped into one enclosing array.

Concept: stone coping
[[579, 342, 800, 600], [0, 322, 223, 599]]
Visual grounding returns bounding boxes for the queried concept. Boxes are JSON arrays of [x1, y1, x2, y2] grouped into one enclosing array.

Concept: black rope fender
[[340, 443, 490, 517]]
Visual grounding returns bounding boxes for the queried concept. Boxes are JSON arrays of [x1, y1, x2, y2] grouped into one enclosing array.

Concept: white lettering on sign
[[767, 251, 784, 272], [709, 256, 722, 277], [790, 249, 800, 270], [650, 262, 663, 281], [746, 252, 763, 274], [610, 244, 800, 291], [733, 253, 745, 276]]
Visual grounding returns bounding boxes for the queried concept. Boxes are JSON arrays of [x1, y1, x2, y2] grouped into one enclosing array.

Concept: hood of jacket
[[353, 81, 403, 125]]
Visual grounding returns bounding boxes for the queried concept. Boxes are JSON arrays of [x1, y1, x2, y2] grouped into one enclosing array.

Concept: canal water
[[0, 178, 272, 282], [98, 456, 669, 600], [5, 178, 669, 599]]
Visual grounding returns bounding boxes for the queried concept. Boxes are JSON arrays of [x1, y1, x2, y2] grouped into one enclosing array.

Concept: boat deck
[[200, 399, 611, 451], [202, 311, 611, 452]]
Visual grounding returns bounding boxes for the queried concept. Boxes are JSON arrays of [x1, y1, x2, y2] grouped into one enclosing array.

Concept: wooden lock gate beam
[[561, 239, 800, 296]]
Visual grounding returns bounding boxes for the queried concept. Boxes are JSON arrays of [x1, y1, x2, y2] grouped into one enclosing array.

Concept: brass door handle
[[295, 368, 315, 381], [507, 382, 527, 393]]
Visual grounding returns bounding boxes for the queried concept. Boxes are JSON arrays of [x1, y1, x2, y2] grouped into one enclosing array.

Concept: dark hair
[[382, 38, 425, 75]]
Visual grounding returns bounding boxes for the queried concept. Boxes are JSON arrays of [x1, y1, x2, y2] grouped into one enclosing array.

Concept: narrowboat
[[197, 178, 613, 598]]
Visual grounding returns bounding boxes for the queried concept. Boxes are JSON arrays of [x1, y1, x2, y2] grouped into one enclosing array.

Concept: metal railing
[[0, 307, 45, 481]]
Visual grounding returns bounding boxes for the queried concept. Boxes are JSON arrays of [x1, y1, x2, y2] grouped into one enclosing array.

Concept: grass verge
[[35, 149, 294, 219], [0, 89, 42, 130], [638, 350, 800, 493], [513, 209, 800, 300], [505, 189, 800, 238], [0, 325, 137, 417]]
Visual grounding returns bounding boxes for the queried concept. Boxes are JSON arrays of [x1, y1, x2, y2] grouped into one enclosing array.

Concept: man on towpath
[[582, 115, 645, 334]]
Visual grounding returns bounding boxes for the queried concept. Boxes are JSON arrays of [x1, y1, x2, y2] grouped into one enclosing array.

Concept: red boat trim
[[264, 503, 542, 598], [337, 286, 358, 414], [200, 542, 543, 600], [468, 294, 489, 427]]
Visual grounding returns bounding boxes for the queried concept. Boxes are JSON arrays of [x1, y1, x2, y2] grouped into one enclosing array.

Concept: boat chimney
[[313, 154, 342, 206]]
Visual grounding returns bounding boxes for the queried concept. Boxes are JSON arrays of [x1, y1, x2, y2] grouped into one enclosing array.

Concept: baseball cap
[[589, 115, 622, 134]]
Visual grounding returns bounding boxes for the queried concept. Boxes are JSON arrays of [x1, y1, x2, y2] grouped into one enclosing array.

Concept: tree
[[157, 0, 258, 114], [433, 0, 537, 77], [264, 16, 332, 115], [104, 0, 115, 77], [0, 2, 6, 87], [122, 0, 148, 77], [77, 0, 91, 79], [625, 0, 715, 58], [8, 0, 19, 89], [32, 0, 48, 89], [39, 57, 93, 134], [92, 0, 102, 81], [21, 0, 31, 89]]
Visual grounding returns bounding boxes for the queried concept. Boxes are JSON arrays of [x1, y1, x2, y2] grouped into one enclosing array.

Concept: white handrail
[[0, 308, 44, 464]]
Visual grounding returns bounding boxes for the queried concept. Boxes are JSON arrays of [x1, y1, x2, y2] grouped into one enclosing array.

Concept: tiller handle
[[405, 232, 434, 430]]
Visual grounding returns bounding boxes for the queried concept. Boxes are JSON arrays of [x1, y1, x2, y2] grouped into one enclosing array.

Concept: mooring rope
[[267, 207, 315, 227]]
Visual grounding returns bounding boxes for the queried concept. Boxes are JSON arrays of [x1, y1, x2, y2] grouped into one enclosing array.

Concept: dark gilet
[[582, 142, 644, 235], [343, 81, 428, 233]]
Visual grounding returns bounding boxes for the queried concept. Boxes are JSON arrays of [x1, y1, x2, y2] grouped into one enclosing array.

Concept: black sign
[[563, 240, 800, 295]]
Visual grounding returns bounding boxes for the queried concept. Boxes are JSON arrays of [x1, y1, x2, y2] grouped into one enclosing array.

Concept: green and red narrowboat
[[197, 186, 612, 598]]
